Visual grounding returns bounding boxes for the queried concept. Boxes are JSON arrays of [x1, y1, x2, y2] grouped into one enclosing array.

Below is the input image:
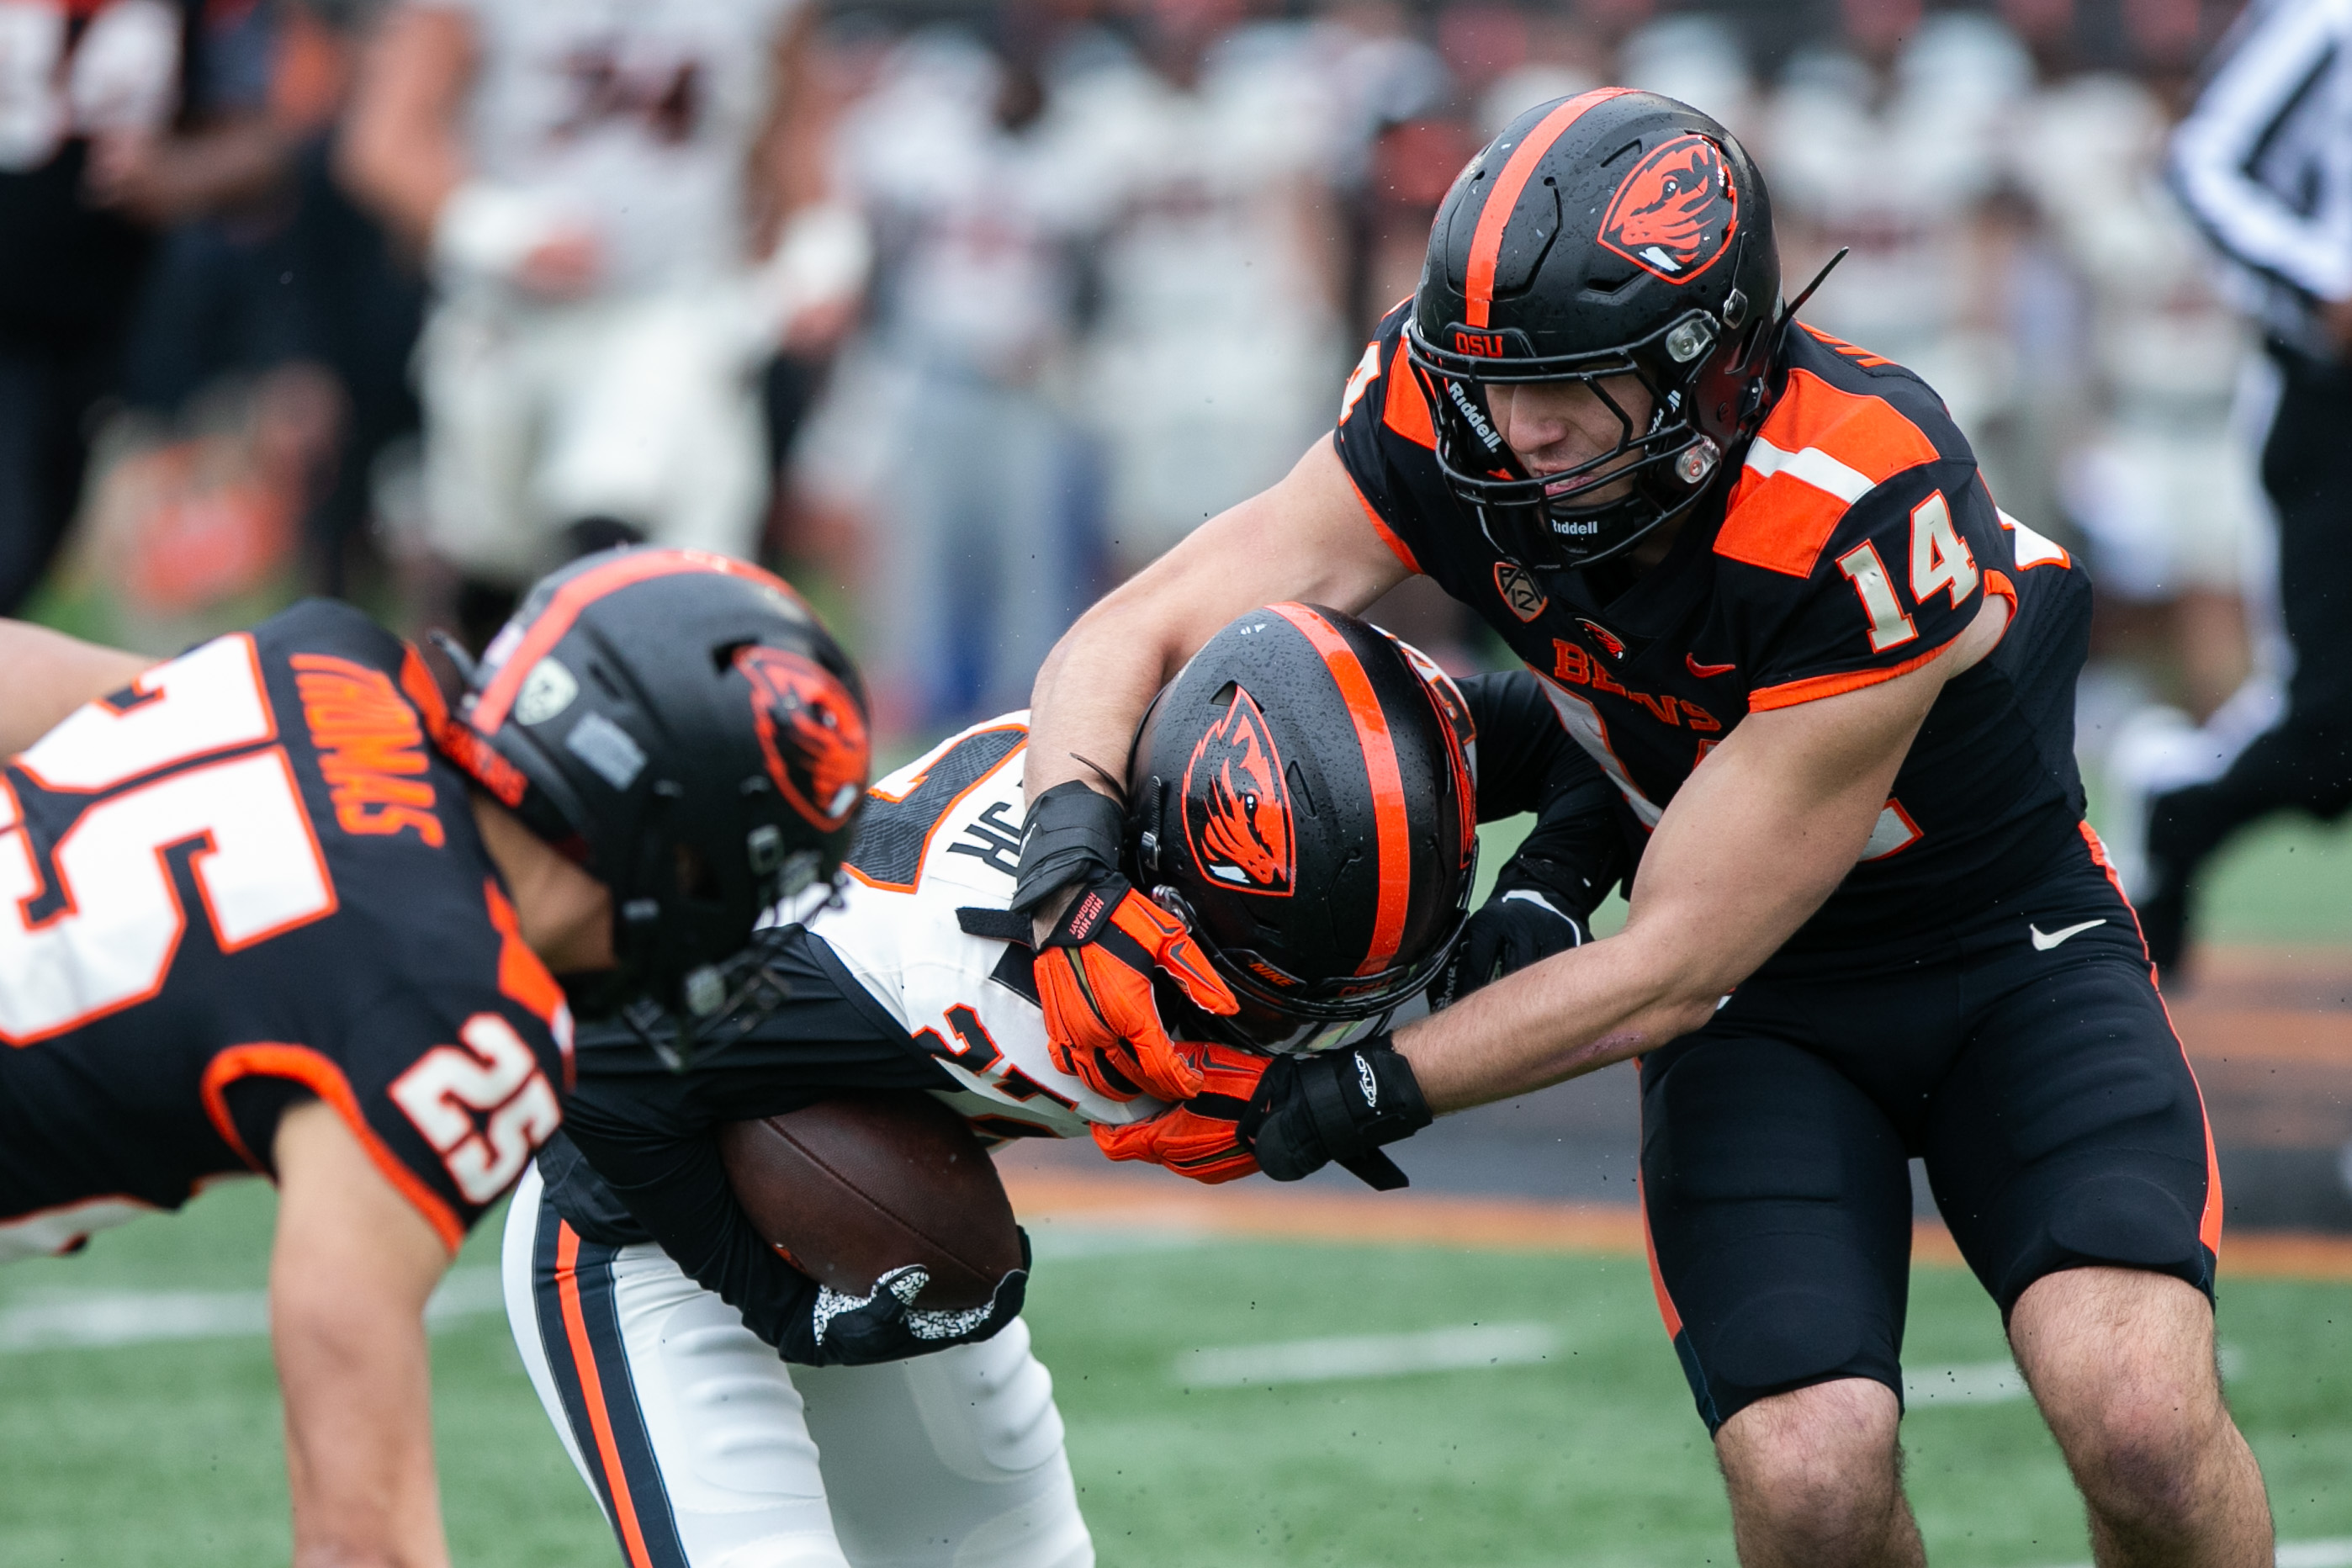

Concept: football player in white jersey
[[501, 603, 1624, 1567], [342, 0, 866, 643]]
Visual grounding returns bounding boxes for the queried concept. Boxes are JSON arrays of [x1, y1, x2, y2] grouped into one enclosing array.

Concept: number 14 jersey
[[1337, 309, 2096, 953], [0, 601, 573, 1261]]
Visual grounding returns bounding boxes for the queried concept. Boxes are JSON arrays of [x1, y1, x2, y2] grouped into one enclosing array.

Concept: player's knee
[[949, 1475, 1094, 1568], [914, 1320, 1067, 1478], [2063, 1396, 2218, 1533], [1717, 1378, 1904, 1533]]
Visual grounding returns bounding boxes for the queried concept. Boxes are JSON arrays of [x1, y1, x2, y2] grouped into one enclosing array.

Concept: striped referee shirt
[[2169, 0, 2352, 356]]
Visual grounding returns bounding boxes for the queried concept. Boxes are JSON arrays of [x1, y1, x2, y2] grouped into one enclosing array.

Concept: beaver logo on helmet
[[1598, 134, 1738, 284], [1184, 686, 1295, 897], [735, 646, 870, 832]]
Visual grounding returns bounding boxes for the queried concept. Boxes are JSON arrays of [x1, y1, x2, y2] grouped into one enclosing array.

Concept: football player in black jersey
[[501, 605, 1622, 1568], [0, 547, 912, 1566], [1016, 94, 2272, 1565]]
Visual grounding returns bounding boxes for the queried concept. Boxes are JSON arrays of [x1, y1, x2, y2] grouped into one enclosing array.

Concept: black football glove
[[1239, 1038, 1433, 1190], [1431, 889, 1587, 1010], [781, 1229, 1030, 1367]]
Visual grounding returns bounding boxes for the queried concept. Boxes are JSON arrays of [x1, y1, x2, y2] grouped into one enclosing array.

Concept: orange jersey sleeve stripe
[[1264, 603, 1412, 974], [1715, 369, 1945, 578], [1745, 640, 1956, 712], [199, 1042, 465, 1253], [554, 1222, 662, 1568], [1463, 89, 1630, 329], [1346, 470, 1424, 575], [1381, 341, 1437, 449], [469, 551, 805, 733]]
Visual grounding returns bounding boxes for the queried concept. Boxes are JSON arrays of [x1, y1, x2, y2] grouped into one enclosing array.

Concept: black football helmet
[[1126, 603, 1478, 1053], [437, 547, 871, 1068], [1406, 89, 1783, 570]]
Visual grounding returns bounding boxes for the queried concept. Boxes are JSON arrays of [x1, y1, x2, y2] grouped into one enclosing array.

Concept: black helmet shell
[[1127, 603, 1476, 1042], [1407, 89, 1783, 569], [447, 548, 870, 1062]]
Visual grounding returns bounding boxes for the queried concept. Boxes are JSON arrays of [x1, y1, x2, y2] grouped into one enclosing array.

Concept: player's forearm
[[0, 622, 154, 757], [1399, 665, 1942, 1111], [1025, 437, 1406, 809], [272, 1103, 452, 1568], [1395, 924, 1719, 1111], [1025, 607, 1182, 807], [277, 1321, 448, 1568]]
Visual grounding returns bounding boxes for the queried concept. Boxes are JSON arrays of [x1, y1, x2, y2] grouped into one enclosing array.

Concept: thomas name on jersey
[[0, 602, 573, 1261]]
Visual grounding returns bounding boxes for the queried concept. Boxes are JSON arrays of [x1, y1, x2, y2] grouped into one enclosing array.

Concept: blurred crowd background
[[3, 0, 2276, 760]]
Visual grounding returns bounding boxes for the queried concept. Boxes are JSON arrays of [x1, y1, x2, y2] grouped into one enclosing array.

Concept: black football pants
[[1638, 827, 2217, 1434]]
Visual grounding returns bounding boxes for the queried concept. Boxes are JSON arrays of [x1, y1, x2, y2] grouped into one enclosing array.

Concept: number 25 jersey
[[0, 601, 574, 1261]]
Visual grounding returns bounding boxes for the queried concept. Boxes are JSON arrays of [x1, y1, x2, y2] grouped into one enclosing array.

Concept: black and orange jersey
[[0, 601, 574, 1261], [1337, 305, 2093, 951]]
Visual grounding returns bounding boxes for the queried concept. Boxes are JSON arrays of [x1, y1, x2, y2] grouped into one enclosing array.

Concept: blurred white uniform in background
[[416, 0, 861, 585], [1764, 15, 2032, 444], [797, 30, 1113, 738], [2015, 74, 2269, 615], [1065, 26, 1345, 567]]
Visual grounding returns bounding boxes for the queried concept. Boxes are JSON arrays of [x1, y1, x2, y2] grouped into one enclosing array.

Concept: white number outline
[[1907, 492, 1979, 610], [388, 1013, 560, 1205], [0, 638, 337, 1045], [1835, 539, 1919, 654]]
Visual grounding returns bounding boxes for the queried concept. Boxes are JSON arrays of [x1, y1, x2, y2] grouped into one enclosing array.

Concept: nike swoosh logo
[[2030, 919, 2106, 951], [1687, 655, 1735, 678]]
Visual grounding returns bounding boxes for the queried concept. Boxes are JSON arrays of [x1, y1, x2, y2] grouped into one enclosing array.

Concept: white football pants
[[416, 288, 769, 585], [501, 1164, 1093, 1568]]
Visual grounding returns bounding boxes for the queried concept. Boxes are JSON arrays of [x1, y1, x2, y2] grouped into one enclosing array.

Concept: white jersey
[[442, 0, 802, 293], [799, 713, 1164, 1141]]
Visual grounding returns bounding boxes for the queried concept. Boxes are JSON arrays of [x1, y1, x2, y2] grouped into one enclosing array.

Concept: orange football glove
[[1090, 1041, 1272, 1182], [1034, 876, 1238, 1102]]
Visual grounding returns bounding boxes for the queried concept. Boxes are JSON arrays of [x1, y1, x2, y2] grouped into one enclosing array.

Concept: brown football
[[717, 1092, 1022, 1311]]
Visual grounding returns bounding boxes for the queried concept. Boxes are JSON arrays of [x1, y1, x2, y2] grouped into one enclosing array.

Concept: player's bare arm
[[1026, 436, 1406, 815], [270, 1099, 453, 1568], [0, 621, 155, 755], [1014, 438, 1413, 1099], [1396, 593, 2009, 1113]]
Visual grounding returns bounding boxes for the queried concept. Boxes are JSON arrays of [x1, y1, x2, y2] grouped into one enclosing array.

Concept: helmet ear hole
[[674, 843, 719, 903]]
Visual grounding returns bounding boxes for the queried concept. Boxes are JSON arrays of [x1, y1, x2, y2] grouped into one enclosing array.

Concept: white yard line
[[0, 1267, 505, 1351], [1910, 1346, 2247, 1407], [2033, 1542, 2352, 1568], [1171, 1322, 1563, 1388], [1024, 1223, 1210, 1261], [1905, 1359, 2028, 1406]]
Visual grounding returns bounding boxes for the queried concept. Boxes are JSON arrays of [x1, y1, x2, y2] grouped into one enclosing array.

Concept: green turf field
[[3, 1184, 2349, 1567]]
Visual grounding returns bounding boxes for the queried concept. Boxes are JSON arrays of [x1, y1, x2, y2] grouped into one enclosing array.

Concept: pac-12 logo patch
[[735, 646, 870, 832], [1183, 686, 1295, 896], [1598, 135, 1739, 284], [1494, 561, 1548, 622]]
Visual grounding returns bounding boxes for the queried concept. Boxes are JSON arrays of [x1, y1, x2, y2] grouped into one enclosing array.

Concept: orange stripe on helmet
[[1464, 88, 1631, 329], [469, 549, 805, 734], [1263, 603, 1410, 975]]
